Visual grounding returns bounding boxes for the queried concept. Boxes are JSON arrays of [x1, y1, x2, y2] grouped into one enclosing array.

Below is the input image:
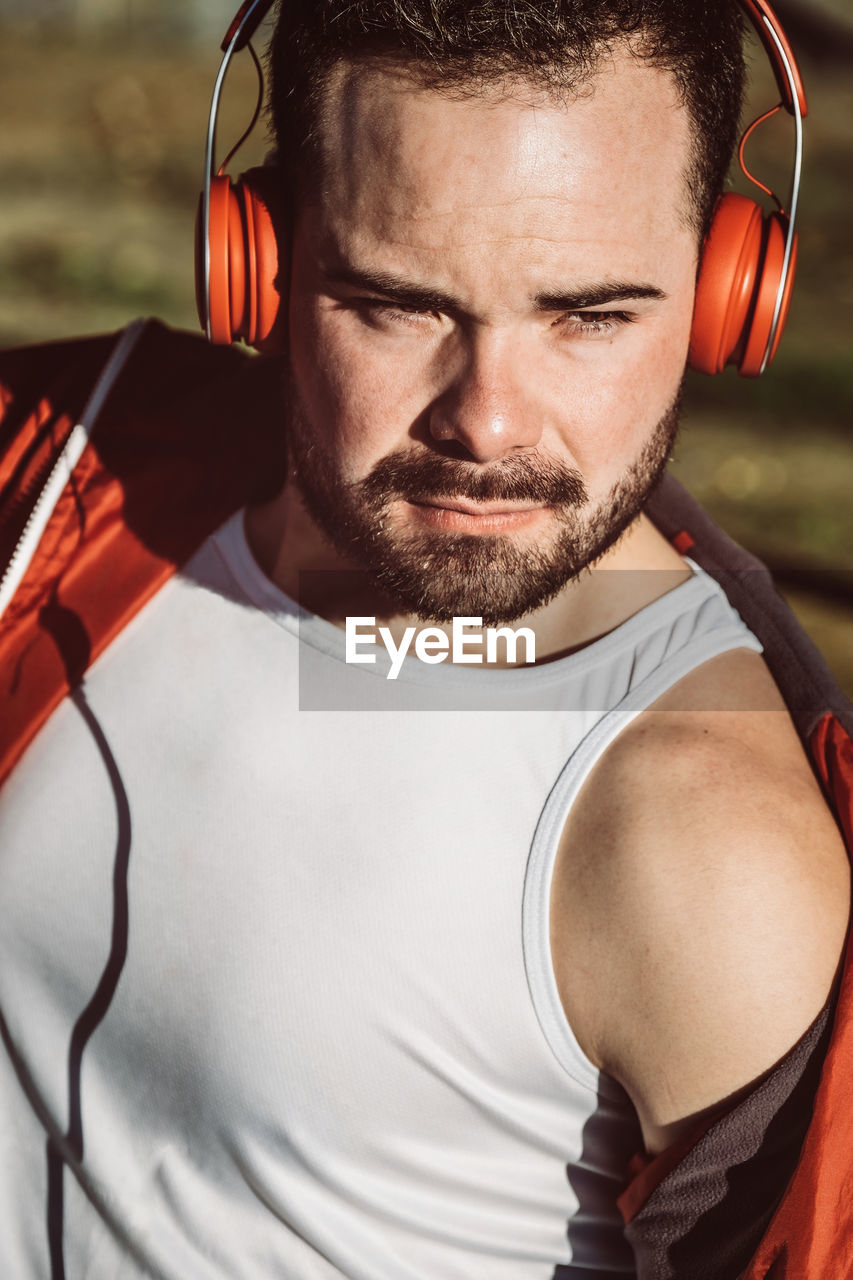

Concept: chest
[[0, 576, 651, 1274]]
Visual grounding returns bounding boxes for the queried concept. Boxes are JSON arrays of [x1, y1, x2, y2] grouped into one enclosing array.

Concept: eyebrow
[[323, 265, 459, 314], [534, 282, 667, 310], [322, 264, 667, 313]]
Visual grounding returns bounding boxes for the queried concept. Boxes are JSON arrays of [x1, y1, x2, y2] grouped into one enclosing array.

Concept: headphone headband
[[220, 0, 277, 55], [751, 11, 803, 371], [740, 0, 807, 117], [199, 0, 806, 374]]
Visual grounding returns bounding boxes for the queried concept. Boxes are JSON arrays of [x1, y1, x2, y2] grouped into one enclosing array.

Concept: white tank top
[[0, 512, 762, 1279]]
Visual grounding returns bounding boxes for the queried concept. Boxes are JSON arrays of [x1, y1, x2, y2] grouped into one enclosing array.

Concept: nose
[[428, 331, 544, 463]]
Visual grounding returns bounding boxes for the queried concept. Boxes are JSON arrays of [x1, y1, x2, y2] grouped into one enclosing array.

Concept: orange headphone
[[196, 0, 806, 377]]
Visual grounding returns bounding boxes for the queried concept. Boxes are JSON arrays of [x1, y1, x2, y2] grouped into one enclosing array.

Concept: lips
[[411, 496, 545, 518], [403, 496, 549, 534]]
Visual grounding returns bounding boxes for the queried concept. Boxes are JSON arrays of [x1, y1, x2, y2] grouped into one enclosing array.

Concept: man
[[1, 2, 851, 1277]]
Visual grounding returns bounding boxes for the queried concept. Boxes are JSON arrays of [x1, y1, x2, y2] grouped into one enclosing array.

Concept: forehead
[[310, 51, 696, 285]]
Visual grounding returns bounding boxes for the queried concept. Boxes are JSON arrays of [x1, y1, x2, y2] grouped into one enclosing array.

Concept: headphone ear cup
[[195, 168, 286, 349], [739, 211, 796, 377], [689, 193, 765, 376]]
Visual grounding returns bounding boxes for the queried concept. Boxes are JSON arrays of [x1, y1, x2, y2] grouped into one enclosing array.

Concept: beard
[[285, 385, 681, 628]]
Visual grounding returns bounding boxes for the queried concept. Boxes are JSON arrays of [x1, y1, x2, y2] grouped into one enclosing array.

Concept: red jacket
[[2, 321, 852, 1277]]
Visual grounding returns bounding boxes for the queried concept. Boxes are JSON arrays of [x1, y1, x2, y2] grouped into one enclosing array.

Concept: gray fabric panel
[[625, 997, 834, 1280]]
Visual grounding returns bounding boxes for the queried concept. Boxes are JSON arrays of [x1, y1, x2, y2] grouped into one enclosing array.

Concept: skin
[[552, 648, 849, 1153], [247, 50, 851, 1156]]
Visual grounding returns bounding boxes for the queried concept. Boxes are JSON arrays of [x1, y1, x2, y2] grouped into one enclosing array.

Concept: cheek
[[588, 339, 683, 430], [560, 274, 694, 481], [288, 294, 427, 479]]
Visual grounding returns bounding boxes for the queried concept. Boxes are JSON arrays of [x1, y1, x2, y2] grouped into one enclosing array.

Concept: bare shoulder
[[550, 648, 851, 1154]]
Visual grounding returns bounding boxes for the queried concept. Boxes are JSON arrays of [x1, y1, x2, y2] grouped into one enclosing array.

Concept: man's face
[[285, 50, 699, 624]]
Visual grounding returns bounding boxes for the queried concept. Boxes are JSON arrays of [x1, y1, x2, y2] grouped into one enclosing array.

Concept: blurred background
[[0, 0, 851, 692]]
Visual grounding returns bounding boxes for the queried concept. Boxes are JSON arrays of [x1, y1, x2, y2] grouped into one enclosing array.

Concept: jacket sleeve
[[642, 476, 853, 1280], [0, 321, 286, 787], [620, 994, 835, 1280]]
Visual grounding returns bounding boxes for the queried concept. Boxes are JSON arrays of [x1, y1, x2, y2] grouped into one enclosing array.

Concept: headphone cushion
[[689, 193, 765, 376], [739, 211, 796, 377], [240, 168, 284, 349]]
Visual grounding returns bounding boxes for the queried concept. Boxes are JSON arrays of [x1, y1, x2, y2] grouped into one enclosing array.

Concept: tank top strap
[[522, 561, 763, 1087]]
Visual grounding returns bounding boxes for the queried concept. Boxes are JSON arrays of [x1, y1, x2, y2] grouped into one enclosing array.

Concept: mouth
[[404, 496, 549, 534]]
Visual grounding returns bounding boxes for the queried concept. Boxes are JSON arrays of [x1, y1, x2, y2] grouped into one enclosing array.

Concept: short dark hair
[[267, 0, 746, 238]]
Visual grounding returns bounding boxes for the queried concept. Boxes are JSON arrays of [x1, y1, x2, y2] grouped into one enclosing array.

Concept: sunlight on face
[[284, 50, 699, 621]]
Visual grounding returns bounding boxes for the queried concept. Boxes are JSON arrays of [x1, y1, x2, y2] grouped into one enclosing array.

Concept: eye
[[356, 298, 438, 329], [558, 310, 636, 338]]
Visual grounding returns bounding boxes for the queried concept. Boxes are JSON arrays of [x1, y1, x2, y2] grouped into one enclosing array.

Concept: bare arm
[[550, 650, 850, 1157]]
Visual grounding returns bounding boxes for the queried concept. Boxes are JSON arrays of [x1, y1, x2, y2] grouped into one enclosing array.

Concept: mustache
[[359, 449, 588, 509]]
